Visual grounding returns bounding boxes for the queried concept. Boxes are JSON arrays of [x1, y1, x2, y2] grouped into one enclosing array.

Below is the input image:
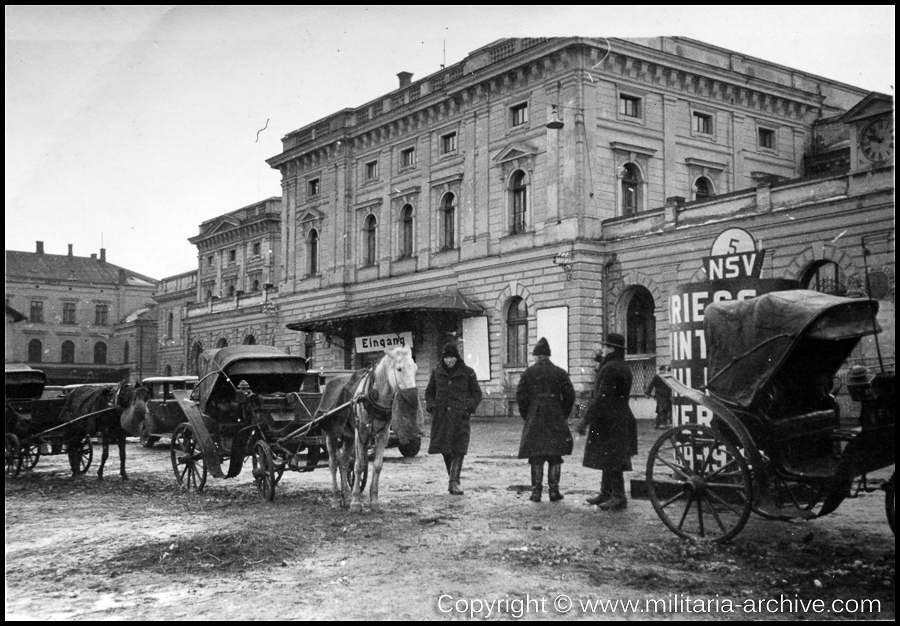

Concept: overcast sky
[[6, 6, 895, 280]]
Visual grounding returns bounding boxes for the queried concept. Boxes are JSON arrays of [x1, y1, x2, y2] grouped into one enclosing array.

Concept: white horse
[[323, 346, 419, 512]]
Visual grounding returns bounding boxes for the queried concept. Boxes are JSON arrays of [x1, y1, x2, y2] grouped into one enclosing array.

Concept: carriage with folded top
[[645, 290, 895, 542], [169, 345, 368, 501]]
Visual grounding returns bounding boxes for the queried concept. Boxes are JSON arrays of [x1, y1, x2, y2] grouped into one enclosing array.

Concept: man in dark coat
[[516, 337, 576, 502], [577, 332, 638, 510], [425, 342, 483, 495], [645, 365, 673, 429]]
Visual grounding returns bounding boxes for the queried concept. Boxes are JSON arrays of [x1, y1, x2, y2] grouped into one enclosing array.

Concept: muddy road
[[5, 418, 895, 620]]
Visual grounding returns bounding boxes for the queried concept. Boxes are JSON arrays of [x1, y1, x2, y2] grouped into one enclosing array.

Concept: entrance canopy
[[286, 291, 482, 337]]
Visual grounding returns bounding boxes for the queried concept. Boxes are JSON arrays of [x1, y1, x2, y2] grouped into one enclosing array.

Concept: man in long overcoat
[[645, 364, 673, 429], [577, 332, 638, 510], [425, 342, 482, 495], [516, 337, 576, 502]]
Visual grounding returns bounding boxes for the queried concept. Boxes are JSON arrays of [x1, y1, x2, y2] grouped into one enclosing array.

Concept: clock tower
[[841, 92, 894, 172]]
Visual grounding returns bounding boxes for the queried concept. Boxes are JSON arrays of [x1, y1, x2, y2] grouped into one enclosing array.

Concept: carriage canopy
[[704, 290, 880, 409], [5, 364, 47, 400], [196, 345, 308, 410]]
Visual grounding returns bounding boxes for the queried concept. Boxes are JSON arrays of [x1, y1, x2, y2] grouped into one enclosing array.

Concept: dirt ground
[[5, 417, 895, 621]]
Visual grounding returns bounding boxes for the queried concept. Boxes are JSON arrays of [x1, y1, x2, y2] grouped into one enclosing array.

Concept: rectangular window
[[400, 147, 416, 168], [207, 255, 214, 268], [63, 302, 76, 325], [94, 304, 109, 326], [252, 242, 261, 256], [229, 249, 236, 263], [693, 112, 713, 135], [619, 94, 641, 118], [307, 178, 320, 197], [365, 160, 379, 180], [29, 300, 44, 323], [758, 127, 776, 150], [510, 103, 529, 127], [441, 132, 457, 154]]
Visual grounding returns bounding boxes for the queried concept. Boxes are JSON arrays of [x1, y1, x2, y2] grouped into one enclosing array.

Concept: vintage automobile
[[137, 376, 199, 448]]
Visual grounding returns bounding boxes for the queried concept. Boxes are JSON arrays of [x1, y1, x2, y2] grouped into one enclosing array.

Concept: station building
[[158, 37, 893, 417]]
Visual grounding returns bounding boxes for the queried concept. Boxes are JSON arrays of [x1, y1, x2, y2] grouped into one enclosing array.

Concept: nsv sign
[[703, 227, 765, 280], [704, 249, 766, 280]]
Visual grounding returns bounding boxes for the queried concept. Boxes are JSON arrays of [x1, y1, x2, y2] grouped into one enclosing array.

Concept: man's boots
[[448, 456, 464, 495], [586, 472, 612, 505], [598, 471, 627, 510], [548, 463, 563, 502], [529, 462, 544, 502]]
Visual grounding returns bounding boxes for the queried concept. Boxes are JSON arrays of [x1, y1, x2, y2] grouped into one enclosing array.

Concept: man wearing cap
[[425, 342, 483, 495], [516, 337, 576, 502], [645, 365, 673, 429], [577, 332, 638, 510]]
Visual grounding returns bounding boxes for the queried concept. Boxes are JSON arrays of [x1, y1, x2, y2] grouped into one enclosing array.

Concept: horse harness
[[354, 369, 393, 437]]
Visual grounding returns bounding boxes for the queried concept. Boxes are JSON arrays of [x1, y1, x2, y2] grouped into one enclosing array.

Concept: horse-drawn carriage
[[646, 290, 894, 542], [6, 365, 94, 477]]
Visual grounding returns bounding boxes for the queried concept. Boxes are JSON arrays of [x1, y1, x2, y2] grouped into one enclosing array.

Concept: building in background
[[261, 37, 892, 416], [154, 270, 198, 377], [5, 242, 158, 384]]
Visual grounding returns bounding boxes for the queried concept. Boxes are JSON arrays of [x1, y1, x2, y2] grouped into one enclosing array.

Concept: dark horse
[[60, 382, 147, 479]]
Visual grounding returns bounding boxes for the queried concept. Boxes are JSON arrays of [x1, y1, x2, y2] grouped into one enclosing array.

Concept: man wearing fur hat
[[577, 332, 638, 510], [425, 342, 483, 495], [516, 337, 576, 502]]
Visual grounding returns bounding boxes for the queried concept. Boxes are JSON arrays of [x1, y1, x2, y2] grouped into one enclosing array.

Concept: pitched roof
[[5, 250, 157, 287]]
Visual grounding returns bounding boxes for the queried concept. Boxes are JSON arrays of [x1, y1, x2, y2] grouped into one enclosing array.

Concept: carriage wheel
[[171, 423, 207, 492], [73, 436, 93, 475], [21, 441, 41, 470], [5, 434, 23, 478], [886, 472, 895, 535], [251, 440, 276, 502], [646, 423, 753, 543], [139, 421, 159, 449]]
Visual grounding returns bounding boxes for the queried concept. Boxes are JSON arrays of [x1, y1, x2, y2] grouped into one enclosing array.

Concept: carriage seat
[[770, 409, 839, 442]]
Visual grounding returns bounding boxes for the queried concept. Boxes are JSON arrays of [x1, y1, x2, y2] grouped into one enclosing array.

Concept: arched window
[[166, 312, 174, 339], [626, 289, 656, 355], [206, 290, 213, 301], [308, 229, 319, 275], [191, 342, 204, 375], [801, 261, 845, 296], [400, 205, 414, 258], [621, 163, 641, 217], [61, 340, 75, 364], [363, 215, 377, 266], [93, 341, 107, 365], [164, 365, 172, 376], [243, 335, 256, 345], [27, 339, 42, 363], [252, 279, 260, 291], [215, 338, 228, 349], [441, 194, 455, 250], [506, 296, 528, 365], [124, 341, 130, 363], [227, 285, 235, 297], [510, 171, 527, 234], [694, 176, 713, 202]]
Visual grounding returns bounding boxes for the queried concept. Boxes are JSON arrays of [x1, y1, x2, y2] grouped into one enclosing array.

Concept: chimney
[[36, 241, 44, 254], [118, 269, 127, 285], [91, 253, 97, 260], [397, 71, 413, 88], [68, 244, 73, 257], [100, 248, 106, 262]]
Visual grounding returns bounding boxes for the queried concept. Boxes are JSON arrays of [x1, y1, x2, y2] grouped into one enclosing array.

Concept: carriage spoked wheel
[[72, 436, 94, 475], [5, 433, 23, 478], [251, 440, 277, 502], [21, 441, 41, 471], [646, 423, 754, 543], [886, 472, 895, 535], [171, 423, 207, 491]]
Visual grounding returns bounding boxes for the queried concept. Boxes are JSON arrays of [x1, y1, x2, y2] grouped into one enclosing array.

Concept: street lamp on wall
[[546, 105, 564, 130], [553, 251, 575, 280]]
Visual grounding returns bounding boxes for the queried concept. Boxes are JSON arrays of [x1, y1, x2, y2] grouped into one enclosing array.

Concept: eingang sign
[[355, 332, 413, 353]]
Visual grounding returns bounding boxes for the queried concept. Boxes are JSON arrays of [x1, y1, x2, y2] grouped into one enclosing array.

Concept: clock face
[[860, 118, 894, 163]]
